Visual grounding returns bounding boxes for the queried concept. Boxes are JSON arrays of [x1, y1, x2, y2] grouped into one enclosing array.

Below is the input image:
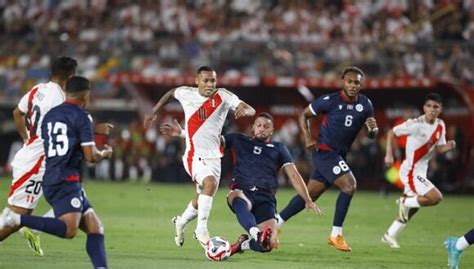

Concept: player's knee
[[65, 226, 78, 239], [432, 192, 443, 205], [341, 184, 356, 195]]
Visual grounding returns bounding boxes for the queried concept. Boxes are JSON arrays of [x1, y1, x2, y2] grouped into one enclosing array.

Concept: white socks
[[387, 220, 406, 238], [249, 227, 260, 241], [403, 196, 421, 208], [241, 239, 251, 251], [276, 214, 285, 228], [178, 201, 198, 227], [196, 194, 213, 233], [331, 226, 342, 237], [456, 236, 469, 251]]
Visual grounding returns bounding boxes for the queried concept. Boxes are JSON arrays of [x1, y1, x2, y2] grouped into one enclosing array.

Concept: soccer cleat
[[193, 229, 210, 249], [257, 225, 272, 250], [328, 235, 352, 252], [381, 233, 400, 248], [0, 207, 20, 229], [22, 228, 44, 256], [397, 197, 410, 223], [445, 236, 463, 269], [230, 234, 249, 256], [172, 216, 185, 247]]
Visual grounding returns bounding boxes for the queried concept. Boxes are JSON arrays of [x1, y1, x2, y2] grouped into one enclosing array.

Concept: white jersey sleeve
[[218, 88, 241, 111], [173, 86, 188, 102], [393, 118, 419, 137], [17, 92, 30, 113], [437, 120, 447, 146]]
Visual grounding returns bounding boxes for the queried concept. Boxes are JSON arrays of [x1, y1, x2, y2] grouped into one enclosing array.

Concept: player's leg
[[173, 196, 198, 247], [328, 172, 356, 252], [277, 178, 327, 226], [445, 228, 474, 269], [0, 205, 32, 240], [382, 208, 418, 249], [79, 196, 107, 269]]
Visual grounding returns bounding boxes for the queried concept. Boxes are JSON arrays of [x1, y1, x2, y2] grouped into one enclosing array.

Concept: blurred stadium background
[[0, 0, 474, 268], [2, 0, 473, 193]]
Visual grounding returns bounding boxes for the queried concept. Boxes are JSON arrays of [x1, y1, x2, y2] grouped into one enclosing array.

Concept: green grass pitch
[[0, 179, 472, 269]]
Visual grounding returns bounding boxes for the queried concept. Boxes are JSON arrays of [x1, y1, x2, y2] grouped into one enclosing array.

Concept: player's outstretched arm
[[234, 101, 255, 119], [298, 106, 318, 151], [160, 119, 184, 138], [365, 117, 379, 139], [12, 107, 28, 143], [384, 129, 396, 167], [437, 140, 456, 154], [144, 88, 176, 128], [82, 144, 113, 163], [283, 163, 322, 216]]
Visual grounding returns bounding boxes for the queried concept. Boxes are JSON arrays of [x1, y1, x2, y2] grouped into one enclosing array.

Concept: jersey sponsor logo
[[347, 104, 353, 110], [332, 166, 341, 175], [356, 104, 364, 112], [71, 197, 81, 208]]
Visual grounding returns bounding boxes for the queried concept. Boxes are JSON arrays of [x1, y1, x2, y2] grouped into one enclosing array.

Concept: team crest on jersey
[[71, 197, 81, 208], [332, 166, 341, 175], [355, 104, 364, 112], [323, 96, 330, 100]]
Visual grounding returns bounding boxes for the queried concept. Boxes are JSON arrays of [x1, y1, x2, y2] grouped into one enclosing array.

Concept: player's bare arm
[[82, 144, 113, 163], [12, 107, 28, 143], [283, 163, 322, 216], [94, 123, 114, 135], [384, 129, 396, 167], [298, 106, 318, 151], [144, 88, 176, 128], [365, 117, 379, 139], [234, 101, 255, 119], [159, 119, 184, 138], [437, 140, 456, 154]]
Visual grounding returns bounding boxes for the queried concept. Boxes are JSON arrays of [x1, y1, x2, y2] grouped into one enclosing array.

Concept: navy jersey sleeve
[[365, 98, 374, 118], [79, 113, 95, 146], [278, 143, 294, 167], [309, 95, 331, 115], [224, 133, 238, 150]]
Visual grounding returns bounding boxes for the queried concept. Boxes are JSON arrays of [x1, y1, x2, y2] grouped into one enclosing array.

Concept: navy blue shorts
[[228, 188, 277, 225], [43, 182, 92, 218], [311, 150, 352, 186]]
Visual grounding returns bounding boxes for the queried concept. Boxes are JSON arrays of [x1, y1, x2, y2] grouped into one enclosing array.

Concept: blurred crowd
[[1, 0, 474, 100]]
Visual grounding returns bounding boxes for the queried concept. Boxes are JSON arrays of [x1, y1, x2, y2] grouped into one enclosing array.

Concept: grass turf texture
[[0, 179, 472, 269]]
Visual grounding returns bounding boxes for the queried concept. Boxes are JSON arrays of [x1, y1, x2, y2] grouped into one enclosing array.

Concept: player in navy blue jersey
[[0, 76, 113, 269], [160, 113, 320, 255], [277, 66, 378, 252]]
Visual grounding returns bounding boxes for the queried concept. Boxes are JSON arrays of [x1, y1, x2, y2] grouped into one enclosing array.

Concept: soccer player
[[276, 66, 378, 252], [382, 93, 456, 248], [0, 56, 78, 255], [143, 66, 255, 247], [0, 76, 113, 269], [445, 229, 474, 269], [160, 113, 321, 254]]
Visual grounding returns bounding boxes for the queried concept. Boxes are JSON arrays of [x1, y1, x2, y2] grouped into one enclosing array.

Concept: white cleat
[[193, 229, 210, 249], [172, 216, 185, 247], [0, 207, 20, 229], [381, 233, 400, 248], [397, 197, 410, 223]]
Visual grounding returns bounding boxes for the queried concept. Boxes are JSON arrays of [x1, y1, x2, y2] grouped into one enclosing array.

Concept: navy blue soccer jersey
[[41, 102, 94, 186], [309, 91, 374, 155], [224, 133, 293, 192]]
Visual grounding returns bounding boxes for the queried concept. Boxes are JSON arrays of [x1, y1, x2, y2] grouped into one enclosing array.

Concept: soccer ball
[[205, 236, 231, 261]]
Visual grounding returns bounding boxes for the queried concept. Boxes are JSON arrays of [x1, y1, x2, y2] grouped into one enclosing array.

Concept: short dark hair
[[425, 93, 443, 105], [51, 56, 77, 80], [197, 66, 215, 74], [256, 112, 274, 123], [65, 76, 90, 94], [341, 66, 364, 79]]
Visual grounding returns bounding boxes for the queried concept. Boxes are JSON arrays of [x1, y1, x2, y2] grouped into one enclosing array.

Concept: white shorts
[[7, 155, 45, 209], [400, 166, 435, 196], [182, 157, 221, 193]]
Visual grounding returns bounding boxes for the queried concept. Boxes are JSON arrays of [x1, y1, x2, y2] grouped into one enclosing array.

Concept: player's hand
[[365, 117, 377, 130], [160, 119, 183, 137], [94, 123, 114, 135], [101, 144, 113, 158], [447, 140, 456, 150], [384, 154, 394, 167], [143, 113, 156, 128], [234, 107, 249, 119], [305, 201, 322, 216], [305, 138, 318, 151]]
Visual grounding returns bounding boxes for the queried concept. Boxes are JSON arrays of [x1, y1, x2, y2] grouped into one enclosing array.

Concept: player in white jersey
[[381, 93, 456, 248], [144, 66, 255, 247], [0, 57, 78, 255]]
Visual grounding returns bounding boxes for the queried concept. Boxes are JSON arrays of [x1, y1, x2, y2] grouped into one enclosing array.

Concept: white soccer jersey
[[10, 81, 65, 170], [174, 86, 241, 164], [394, 115, 447, 177]]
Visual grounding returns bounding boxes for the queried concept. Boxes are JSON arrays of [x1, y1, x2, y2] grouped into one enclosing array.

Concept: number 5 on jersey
[[47, 122, 69, 157]]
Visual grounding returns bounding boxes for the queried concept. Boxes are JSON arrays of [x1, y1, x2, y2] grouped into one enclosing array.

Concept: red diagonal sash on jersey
[[8, 155, 45, 197], [26, 87, 39, 145], [407, 124, 443, 193], [186, 93, 223, 176]]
